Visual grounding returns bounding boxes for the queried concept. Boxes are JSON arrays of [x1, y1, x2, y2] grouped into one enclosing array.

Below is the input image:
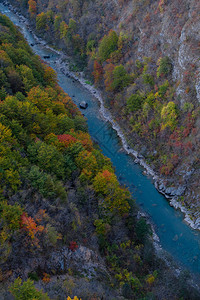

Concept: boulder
[[79, 101, 88, 109]]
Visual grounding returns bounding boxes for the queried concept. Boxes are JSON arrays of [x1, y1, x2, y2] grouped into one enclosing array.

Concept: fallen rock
[[79, 101, 88, 109]]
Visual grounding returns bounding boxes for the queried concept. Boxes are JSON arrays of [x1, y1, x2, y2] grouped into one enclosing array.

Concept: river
[[1, 2, 200, 275]]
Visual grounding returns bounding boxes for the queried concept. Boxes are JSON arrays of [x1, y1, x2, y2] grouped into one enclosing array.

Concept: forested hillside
[[9, 0, 200, 226], [2, 12, 200, 300], [1, 6, 200, 299]]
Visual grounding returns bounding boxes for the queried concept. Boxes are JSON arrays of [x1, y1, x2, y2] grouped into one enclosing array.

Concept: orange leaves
[[93, 60, 103, 85], [28, 0, 37, 16], [57, 130, 93, 152], [70, 130, 93, 151], [60, 94, 81, 117], [35, 209, 48, 223], [103, 63, 115, 92], [101, 169, 116, 181], [57, 134, 77, 147], [20, 212, 44, 244], [42, 273, 51, 283]]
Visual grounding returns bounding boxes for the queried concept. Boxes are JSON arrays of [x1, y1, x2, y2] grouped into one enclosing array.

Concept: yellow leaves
[[76, 150, 98, 180], [17, 64, 37, 91], [44, 133, 59, 146], [28, 0, 37, 15], [93, 169, 118, 194], [0, 50, 12, 68], [93, 169, 130, 215], [43, 64, 57, 86], [158, 0, 166, 13], [32, 122, 41, 134], [60, 21, 69, 39], [4, 169, 21, 191], [0, 229, 8, 243], [52, 101, 66, 115], [0, 123, 12, 144], [104, 186, 130, 215], [161, 101, 178, 130], [120, 240, 131, 250], [0, 122, 22, 192], [67, 297, 82, 300], [79, 168, 92, 182], [0, 201, 23, 247], [115, 272, 123, 282], [27, 87, 51, 112], [146, 274, 155, 285]]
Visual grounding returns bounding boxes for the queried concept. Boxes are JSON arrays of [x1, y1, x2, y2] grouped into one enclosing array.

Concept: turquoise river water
[[1, 2, 200, 276]]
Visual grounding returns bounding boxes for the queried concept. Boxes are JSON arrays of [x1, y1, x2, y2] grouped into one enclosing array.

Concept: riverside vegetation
[[0, 6, 200, 300], [9, 0, 200, 226]]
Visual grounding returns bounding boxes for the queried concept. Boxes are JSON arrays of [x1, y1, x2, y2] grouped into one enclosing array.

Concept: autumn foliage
[[42, 273, 51, 283], [57, 134, 77, 147], [20, 212, 44, 244], [93, 170, 130, 215], [92, 60, 103, 84], [69, 241, 78, 252], [28, 0, 37, 15]]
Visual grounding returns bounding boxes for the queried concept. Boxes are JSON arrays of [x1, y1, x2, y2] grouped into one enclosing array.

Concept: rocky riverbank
[[55, 56, 200, 231], [3, 0, 200, 232]]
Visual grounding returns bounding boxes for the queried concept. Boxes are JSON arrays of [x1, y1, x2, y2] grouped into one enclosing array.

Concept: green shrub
[[9, 278, 50, 300], [112, 65, 130, 91], [157, 80, 169, 97], [27, 141, 65, 179], [142, 73, 154, 86], [135, 218, 151, 242], [157, 56, 172, 78], [98, 30, 118, 62], [127, 93, 144, 112]]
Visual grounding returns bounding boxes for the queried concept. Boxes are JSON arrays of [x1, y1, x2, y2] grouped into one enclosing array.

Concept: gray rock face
[[47, 246, 106, 279], [176, 185, 186, 196], [157, 181, 186, 197]]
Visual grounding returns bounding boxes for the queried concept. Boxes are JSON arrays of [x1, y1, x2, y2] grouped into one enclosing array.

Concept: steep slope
[[1, 11, 200, 300], [9, 0, 200, 225]]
